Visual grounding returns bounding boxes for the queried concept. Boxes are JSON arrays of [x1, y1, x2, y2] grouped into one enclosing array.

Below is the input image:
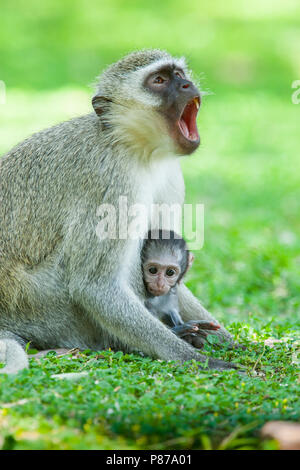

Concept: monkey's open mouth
[[178, 97, 200, 142]]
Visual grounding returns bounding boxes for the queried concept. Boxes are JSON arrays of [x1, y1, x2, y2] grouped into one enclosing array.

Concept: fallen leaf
[[261, 421, 300, 450]]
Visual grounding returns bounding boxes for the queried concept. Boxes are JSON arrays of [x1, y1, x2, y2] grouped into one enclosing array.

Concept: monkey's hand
[[171, 322, 199, 338], [178, 321, 247, 351], [172, 320, 221, 349], [172, 320, 219, 339]]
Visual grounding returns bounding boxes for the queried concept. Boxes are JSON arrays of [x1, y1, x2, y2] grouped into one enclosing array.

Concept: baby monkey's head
[[141, 230, 194, 297]]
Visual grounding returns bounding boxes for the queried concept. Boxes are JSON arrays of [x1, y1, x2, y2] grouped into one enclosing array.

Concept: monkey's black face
[[144, 65, 201, 155]]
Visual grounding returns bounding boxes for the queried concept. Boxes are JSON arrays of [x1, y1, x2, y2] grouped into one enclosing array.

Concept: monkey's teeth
[[194, 98, 200, 110], [179, 120, 189, 139]]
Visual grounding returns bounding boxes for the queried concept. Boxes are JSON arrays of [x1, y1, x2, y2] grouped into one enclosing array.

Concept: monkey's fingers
[[187, 335, 206, 349], [180, 332, 198, 339], [172, 324, 198, 338], [187, 320, 220, 331]]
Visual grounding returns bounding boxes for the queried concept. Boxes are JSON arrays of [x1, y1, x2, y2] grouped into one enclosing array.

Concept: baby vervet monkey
[[142, 230, 220, 346]]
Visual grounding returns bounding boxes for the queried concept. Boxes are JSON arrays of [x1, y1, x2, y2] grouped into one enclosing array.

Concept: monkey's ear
[[187, 252, 194, 271], [92, 95, 111, 117], [178, 252, 195, 284]]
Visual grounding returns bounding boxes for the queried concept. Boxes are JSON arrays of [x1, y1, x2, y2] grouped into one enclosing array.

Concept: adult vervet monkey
[[0, 49, 234, 374]]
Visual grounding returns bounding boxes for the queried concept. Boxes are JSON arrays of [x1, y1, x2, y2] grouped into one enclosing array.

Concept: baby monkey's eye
[[149, 267, 158, 274], [166, 268, 176, 277]]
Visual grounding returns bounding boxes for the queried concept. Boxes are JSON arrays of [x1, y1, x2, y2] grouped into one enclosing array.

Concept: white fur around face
[[110, 103, 176, 159]]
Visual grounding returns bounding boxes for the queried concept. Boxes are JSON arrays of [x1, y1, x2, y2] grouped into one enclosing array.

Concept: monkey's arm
[[145, 289, 184, 327], [118, 275, 223, 352], [69, 276, 235, 371], [145, 297, 219, 345], [65, 211, 237, 369], [177, 283, 234, 346]]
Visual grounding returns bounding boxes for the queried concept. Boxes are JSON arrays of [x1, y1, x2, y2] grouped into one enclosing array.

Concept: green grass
[[0, 0, 299, 451], [0, 344, 298, 450]]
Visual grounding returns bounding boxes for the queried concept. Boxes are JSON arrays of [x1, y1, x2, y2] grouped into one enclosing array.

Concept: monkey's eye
[[166, 268, 176, 277], [147, 73, 169, 89], [149, 267, 158, 274], [153, 76, 165, 84]]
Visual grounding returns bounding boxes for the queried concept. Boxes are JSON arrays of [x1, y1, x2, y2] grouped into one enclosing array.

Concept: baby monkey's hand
[[172, 320, 220, 348]]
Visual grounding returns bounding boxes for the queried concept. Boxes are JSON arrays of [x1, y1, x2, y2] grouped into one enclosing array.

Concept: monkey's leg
[[0, 332, 29, 375], [177, 284, 234, 345], [169, 310, 184, 327]]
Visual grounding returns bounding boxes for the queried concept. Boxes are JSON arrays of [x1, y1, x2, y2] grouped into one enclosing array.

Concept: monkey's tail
[[0, 339, 29, 374]]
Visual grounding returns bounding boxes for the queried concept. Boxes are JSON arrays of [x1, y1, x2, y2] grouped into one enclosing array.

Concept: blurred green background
[[0, 0, 299, 450]]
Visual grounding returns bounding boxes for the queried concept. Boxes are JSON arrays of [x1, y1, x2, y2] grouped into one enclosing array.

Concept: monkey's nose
[[150, 286, 167, 296]]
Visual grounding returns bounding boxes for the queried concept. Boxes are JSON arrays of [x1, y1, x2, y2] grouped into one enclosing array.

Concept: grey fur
[[0, 49, 234, 374], [145, 287, 183, 327]]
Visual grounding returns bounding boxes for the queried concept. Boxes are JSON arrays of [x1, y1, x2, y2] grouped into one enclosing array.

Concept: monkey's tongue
[[178, 98, 199, 142]]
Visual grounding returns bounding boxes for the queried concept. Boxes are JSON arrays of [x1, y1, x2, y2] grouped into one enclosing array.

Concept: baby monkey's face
[[143, 260, 181, 296]]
